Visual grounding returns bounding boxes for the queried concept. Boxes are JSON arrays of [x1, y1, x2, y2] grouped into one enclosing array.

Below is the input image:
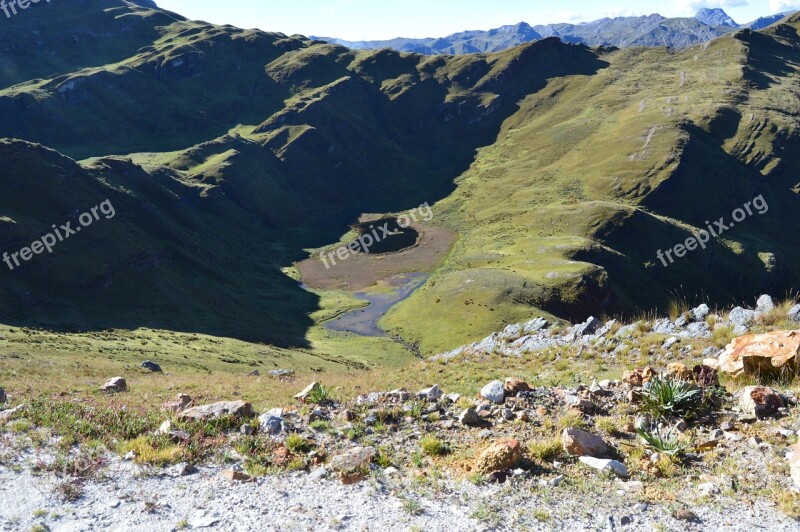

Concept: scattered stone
[[341, 410, 356, 422], [479, 429, 493, 439], [178, 400, 253, 421], [673, 509, 699, 522], [474, 439, 521, 474], [756, 294, 775, 313], [172, 463, 198, 477], [693, 365, 719, 387], [268, 369, 295, 378], [698, 482, 719, 496], [329, 446, 376, 484], [720, 420, 735, 431], [738, 386, 784, 419], [666, 362, 692, 381], [161, 394, 192, 413], [246, 370, 260, 377], [562, 428, 612, 458], [459, 407, 480, 426], [221, 469, 252, 482], [140, 361, 162, 373], [100, 377, 127, 394], [578, 457, 629, 478], [480, 380, 506, 404], [719, 330, 800, 377], [157, 420, 173, 435], [418, 385, 443, 402], [295, 382, 322, 402], [622, 367, 654, 387], [503, 378, 531, 396], [789, 305, 800, 323], [0, 387, 6, 405]]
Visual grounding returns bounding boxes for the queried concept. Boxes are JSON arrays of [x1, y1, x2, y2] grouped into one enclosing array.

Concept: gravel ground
[[1, 452, 797, 532]]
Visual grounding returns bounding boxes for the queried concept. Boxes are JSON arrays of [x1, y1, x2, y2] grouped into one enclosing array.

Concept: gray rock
[[684, 322, 712, 339], [756, 294, 775, 313], [0, 387, 6, 405], [268, 369, 295, 378], [523, 317, 549, 334], [570, 316, 601, 338], [733, 324, 750, 337], [692, 304, 710, 322], [578, 457, 629, 478], [258, 413, 284, 435], [479, 429, 493, 439], [418, 385, 443, 401], [652, 318, 675, 335], [499, 323, 524, 341], [674, 315, 688, 328], [140, 361, 162, 373], [729, 307, 757, 326], [789, 305, 800, 322], [480, 380, 506, 404], [458, 407, 480, 426], [662, 337, 679, 349], [178, 400, 253, 421]]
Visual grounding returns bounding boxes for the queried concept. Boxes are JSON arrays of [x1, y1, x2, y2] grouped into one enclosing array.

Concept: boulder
[[480, 380, 506, 404], [178, 400, 253, 421], [504, 378, 531, 395], [258, 412, 284, 436], [789, 305, 800, 322], [161, 394, 192, 413], [294, 382, 322, 402], [140, 361, 162, 373], [474, 439, 521, 474], [738, 386, 784, 419], [756, 295, 775, 313], [329, 446, 376, 484], [579, 457, 629, 478], [692, 304, 710, 322], [729, 307, 757, 326], [562, 428, 612, 458], [100, 377, 127, 394], [719, 331, 800, 377]]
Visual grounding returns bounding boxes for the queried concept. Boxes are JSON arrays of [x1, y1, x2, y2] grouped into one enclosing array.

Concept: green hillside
[[0, 1, 799, 358]]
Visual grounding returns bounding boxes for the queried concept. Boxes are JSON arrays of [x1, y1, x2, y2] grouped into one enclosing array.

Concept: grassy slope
[[384, 17, 800, 354]]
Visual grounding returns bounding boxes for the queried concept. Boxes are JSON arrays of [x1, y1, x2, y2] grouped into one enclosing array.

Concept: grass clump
[[419, 435, 450, 457], [636, 425, 690, 457], [117, 436, 185, 466], [527, 437, 564, 462], [285, 433, 312, 454]]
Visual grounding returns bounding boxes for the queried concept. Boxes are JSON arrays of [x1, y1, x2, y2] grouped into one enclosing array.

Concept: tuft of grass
[[117, 436, 185, 466], [527, 437, 564, 462], [307, 384, 333, 405], [711, 325, 735, 348], [285, 433, 312, 454], [420, 435, 450, 457], [558, 411, 588, 430]]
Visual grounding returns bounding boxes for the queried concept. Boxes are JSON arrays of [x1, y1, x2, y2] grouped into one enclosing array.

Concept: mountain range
[[1, 1, 800, 356], [315, 8, 798, 54]]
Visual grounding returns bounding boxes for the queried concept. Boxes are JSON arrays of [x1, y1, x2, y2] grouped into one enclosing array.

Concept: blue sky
[[155, 0, 800, 41]]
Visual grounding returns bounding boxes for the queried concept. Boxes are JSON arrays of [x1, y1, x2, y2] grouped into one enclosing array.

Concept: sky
[[154, 0, 800, 41]]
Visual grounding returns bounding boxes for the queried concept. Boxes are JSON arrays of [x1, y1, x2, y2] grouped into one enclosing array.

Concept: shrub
[[285, 433, 311, 454]]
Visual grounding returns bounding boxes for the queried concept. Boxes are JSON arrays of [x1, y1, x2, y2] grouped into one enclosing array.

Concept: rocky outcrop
[[474, 440, 522, 474], [100, 377, 127, 394], [719, 331, 800, 377], [178, 401, 253, 421], [562, 428, 612, 458]]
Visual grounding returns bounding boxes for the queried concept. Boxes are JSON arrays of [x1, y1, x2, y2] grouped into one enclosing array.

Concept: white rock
[[480, 380, 505, 404], [756, 295, 775, 313], [578, 457, 629, 478]]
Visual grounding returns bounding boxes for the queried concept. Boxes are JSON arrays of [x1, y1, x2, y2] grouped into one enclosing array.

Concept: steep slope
[[383, 15, 800, 353], [0, 1, 607, 343]]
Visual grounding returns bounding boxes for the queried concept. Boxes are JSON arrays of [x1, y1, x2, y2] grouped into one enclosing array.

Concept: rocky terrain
[[2, 296, 800, 530]]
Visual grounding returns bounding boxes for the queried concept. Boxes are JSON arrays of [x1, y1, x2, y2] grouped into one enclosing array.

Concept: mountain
[[695, 7, 738, 27], [746, 11, 798, 30], [316, 9, 798, 54], [1, 1, 800, 355]]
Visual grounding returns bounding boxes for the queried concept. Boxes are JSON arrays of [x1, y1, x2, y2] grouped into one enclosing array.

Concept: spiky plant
[[640, 375, 701, 419]]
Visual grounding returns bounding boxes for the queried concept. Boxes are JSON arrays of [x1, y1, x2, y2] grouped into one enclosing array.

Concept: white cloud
[[769, 0, 800, 12]]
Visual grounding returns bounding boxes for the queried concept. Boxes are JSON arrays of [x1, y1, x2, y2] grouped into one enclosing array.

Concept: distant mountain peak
[[695, 7, 738, 27]]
